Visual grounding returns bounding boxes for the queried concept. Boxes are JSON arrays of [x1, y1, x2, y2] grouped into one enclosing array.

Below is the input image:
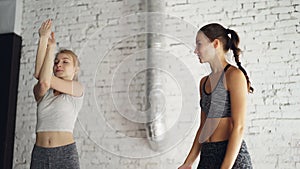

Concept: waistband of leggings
[[34, 142, 76, 150], [202, 140, 228, 145], [202, 139, 247, 146]]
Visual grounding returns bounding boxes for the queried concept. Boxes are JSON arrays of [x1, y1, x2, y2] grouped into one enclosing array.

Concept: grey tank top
[[200, 64, 231, 118]]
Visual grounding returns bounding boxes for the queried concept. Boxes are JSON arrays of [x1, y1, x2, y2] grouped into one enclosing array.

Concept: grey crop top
[[36, 88, 84, 133], [200, 64, 231, 118]]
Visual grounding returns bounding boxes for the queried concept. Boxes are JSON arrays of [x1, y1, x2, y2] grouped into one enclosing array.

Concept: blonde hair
[[55, 49, 80, 81]]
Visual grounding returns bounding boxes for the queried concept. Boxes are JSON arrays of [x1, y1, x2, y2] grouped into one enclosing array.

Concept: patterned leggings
[[197, 140, 252, 169], [30, 142, 80, 169]]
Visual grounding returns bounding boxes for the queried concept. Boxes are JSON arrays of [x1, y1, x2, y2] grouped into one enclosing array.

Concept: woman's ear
[[75, 67, 80, 74], [212, 39, 220, 49]]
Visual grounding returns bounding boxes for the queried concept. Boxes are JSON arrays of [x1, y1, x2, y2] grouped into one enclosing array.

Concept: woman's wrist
[[38, 37, 49, 45], [39, 35, 49, 39], [183, 160, 193, 166], [47, 44, 56, 50], [220, 162, 233, 169]]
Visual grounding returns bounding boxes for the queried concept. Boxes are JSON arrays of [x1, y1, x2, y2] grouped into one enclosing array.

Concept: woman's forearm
[[221, 126, 244, 169], [183, 127, 202, 166], [34, 36, 48, 79], [38, 45, 55, 84]]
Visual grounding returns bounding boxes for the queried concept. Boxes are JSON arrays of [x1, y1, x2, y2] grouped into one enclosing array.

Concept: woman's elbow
[[34, 73, 39, 80], [233, 124, 245, 134], [38, 81, 50, 91]]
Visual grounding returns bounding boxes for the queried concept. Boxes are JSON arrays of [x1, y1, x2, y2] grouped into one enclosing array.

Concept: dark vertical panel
[[0, 33, 22, 169]]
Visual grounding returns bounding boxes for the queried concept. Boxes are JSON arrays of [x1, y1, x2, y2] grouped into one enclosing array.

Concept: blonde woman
[[30, 19, 84, 169]]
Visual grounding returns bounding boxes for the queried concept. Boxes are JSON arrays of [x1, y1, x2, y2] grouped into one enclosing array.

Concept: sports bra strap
[[224, 64, 231, 72]]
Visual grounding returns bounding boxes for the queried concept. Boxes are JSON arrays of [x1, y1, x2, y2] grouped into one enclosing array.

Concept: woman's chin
[[54, 74, 64, 78], [199, 58, 205, 63]]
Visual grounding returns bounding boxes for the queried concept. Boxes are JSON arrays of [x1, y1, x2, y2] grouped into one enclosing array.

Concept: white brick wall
[[14, 0, 300, 168]]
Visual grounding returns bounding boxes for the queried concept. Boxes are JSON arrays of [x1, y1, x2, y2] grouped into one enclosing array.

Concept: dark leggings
[[197, 140, 252, 169], [30, 142, 80, 169]]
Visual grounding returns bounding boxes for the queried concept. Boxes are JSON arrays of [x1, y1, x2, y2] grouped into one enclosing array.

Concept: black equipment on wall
[[0, 33, 22, 169]]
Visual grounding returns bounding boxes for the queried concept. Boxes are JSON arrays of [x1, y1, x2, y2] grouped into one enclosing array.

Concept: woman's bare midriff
[[36, 131, 74, 148], [205, 117, 233, 142]]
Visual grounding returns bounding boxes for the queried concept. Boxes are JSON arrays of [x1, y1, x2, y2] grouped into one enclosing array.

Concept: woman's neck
[[209, 57, 228, 73]]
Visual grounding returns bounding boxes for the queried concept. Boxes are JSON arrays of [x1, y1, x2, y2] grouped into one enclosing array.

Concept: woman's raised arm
[[34, 19, 52, 79], [33, 31, 56, 102]]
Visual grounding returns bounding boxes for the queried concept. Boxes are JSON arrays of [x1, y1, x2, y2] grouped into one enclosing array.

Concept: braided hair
[[199, 23, 254, 93]]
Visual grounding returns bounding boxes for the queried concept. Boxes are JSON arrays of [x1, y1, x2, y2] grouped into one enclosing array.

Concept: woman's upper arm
[[33, 82, 49, 102], [199, 76, 207, 128], [227, 69, 248, 128], [50, 76, 84, 97]]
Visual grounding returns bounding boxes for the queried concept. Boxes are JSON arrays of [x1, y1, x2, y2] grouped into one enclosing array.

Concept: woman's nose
[[57, 62, 62, 67]]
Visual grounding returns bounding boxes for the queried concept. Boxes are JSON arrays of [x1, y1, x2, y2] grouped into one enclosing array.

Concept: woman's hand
[[39, 19, 52, 38], [178, 164, 192, 169], [34, 19, 53, 79], [47, 32, 56, 48]]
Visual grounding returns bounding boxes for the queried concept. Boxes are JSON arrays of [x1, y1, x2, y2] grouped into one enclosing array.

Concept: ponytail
[[227, 29, 254, 93]]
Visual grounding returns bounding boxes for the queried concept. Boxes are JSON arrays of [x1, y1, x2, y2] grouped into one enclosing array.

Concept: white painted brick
[[232, 16, 254, 25], [257, 8, 272, 15], [275, 19, 299, 28], [248, 126, 260, 134], [278, 13, 292, 20], [78, 15, 96, 23], [295, 3, 300, 11], [240, 2, 254, 10], [188, 0, 208, 4], [271, 6, 295, 14], [254, 1, 268, 9], [250, 21, 276, 30], [266, 14, 278, 21], [166, 0, 187, 6], [252, 13, 266, 22], [278, 1, 292, 6]]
